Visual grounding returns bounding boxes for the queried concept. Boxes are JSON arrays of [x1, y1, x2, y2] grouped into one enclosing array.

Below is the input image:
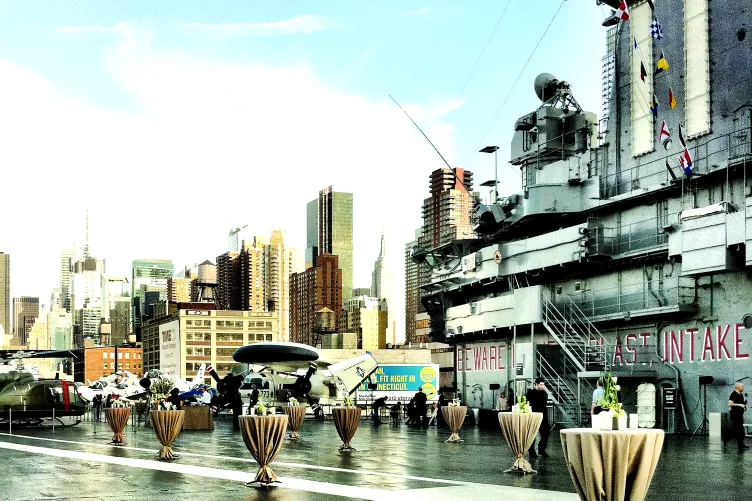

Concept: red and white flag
[[617, 0, 630, 21], [659, 120, 671, 143]]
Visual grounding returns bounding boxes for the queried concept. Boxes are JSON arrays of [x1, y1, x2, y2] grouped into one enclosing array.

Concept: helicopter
[[0, 370, 86, 426]]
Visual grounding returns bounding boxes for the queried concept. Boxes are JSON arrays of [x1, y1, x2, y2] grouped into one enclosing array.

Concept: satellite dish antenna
[[534, 73, 559, 102]]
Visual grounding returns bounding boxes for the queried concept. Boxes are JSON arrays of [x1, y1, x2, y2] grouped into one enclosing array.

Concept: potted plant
[[596, 374, 626, 430], [332, 395, 361, 451]]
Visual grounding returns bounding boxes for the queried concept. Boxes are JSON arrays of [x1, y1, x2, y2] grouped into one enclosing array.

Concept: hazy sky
[[0, 1, 607, 339]]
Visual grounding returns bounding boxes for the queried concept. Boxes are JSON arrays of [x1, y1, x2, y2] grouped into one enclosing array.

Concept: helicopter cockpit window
[[68, 385, 78, 403], [116, 383, 128, 390], [48, 387, 63, 404], [90, 381, 106, 390]]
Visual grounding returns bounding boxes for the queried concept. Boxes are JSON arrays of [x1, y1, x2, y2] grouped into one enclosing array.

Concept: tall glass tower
[[306, 186, 353, 304]]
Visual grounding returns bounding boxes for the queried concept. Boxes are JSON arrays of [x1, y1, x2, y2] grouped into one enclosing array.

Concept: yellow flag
[[656, 52, 669, 74]]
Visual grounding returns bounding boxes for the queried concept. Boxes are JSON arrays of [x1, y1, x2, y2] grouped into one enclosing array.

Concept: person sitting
[[199, 387, 212, 406]]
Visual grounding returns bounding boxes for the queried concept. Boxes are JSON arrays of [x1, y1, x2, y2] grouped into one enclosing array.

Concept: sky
[[0, 0, 610, 341]]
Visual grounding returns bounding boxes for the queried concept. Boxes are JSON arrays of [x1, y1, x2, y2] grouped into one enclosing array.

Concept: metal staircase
[[541, 295, 609, 373], [539, 294, 608, 426]]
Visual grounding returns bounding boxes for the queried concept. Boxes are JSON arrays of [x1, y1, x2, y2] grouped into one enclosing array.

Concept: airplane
[[134, 363, 209, 401], [76, 371, 144, 403], [208, 342, 378, 416], [0, 370, 86, 426]]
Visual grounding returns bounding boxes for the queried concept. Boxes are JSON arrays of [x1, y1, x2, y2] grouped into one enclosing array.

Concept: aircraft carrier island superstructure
[[413, 0, 751, 432]]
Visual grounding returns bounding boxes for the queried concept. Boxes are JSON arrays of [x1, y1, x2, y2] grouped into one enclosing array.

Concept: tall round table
[[150, 410, 185, 460], [498, 412, 543, 474], [104, 407, 130, 445], [560, 428, 664, 501], [284, 405, 306, 439], [441, 406, 467, 443], [239, 415, 288, 485]]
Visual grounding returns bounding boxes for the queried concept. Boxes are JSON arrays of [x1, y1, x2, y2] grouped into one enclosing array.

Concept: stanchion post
[[8, 407, 11, 435], [52, 408, 56, 434]]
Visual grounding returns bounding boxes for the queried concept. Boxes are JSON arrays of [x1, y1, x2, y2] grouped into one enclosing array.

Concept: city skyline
[[0, 2, 606, 340]]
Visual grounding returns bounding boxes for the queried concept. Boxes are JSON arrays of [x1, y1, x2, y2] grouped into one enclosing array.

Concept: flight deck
[[0, 415, 748, 501]]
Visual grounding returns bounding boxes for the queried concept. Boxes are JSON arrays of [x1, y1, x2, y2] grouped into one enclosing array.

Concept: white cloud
[[55, 24, 129, 35], [176, 15, 334, 38], [0, 26, 461, 341]]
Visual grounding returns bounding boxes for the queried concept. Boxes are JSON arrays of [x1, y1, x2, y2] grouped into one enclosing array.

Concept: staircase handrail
[[536, 353, 579, 405], [541, 296, 587, 371], [562, 295, 611, 371]]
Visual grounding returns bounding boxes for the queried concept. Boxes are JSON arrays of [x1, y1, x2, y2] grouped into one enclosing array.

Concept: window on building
[[630, 2, 654, 157], [684, 0, 710, 137], [265, 334, 272, 341], [217, 348, 236, 357], [126, 353, 130, 359], [110, 362, 114, 369], [103, 363, 107, 369], [186, 319, 193, 326], [216, 320, 225, 328]]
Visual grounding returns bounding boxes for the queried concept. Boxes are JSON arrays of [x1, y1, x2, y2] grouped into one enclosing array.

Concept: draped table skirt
[[239, 415, 288, 485], [498, 412, 543, 474], [441, 406, 467, 443], [560, 428, 664, 501], [104, 408, 130, 445], [332, 407, 361, 451], [283, 406, 306, 439], [151, 410, 185, 460]]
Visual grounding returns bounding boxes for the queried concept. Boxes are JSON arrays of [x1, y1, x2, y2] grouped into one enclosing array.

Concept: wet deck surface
[[1, 414, 751, 500]]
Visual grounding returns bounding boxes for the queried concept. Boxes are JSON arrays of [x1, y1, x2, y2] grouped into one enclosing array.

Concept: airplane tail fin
[[328, 354, 378, 395], [192, 363, 206, 384]]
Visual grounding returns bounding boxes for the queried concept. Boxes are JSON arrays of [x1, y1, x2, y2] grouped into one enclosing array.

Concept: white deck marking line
[[0, 440, 387, 501], [0, 432, 469, 486]]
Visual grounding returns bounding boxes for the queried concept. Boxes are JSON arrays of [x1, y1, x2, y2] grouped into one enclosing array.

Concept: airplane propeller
[[294, 362, 318, 396]]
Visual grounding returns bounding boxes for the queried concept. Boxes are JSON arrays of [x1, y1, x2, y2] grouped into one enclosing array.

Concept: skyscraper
[[59, 247, 76, 312], [131, 259, 173, 339], [306, 186, 353, 303], [216, 251, 241, 310], [0, 252, 9, 337], [13, 296, 39, 345], [290, 254, 342, 346], [371, 229, 389, 298], [419, 168, 477, 248], [405, 228, 423, 344]]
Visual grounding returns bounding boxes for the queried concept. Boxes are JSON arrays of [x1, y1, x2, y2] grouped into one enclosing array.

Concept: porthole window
[[738, 28, 747, 42]]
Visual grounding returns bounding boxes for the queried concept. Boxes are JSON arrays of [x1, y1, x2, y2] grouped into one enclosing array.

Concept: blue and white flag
[[650, 18, 663, 40]]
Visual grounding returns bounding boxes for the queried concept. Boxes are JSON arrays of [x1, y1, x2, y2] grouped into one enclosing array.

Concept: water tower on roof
[[193, 260, 218, 304]]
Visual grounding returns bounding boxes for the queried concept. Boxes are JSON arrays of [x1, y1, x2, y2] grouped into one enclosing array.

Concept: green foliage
[[149, 377, 175, 396], [597, 373, 625, 416], [253, 400, 269, 416], [516, 396, 531, 413], [342, 395, 355, 408]]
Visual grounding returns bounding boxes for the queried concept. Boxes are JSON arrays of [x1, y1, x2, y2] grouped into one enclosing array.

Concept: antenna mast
[[84, 209, 90, 258]]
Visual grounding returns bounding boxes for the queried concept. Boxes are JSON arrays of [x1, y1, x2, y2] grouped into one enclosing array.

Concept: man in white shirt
[[199, 387, 213, 405], [592, 379, 604, 414]]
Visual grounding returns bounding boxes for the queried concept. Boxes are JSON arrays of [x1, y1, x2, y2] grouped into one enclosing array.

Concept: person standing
[[93, 394, 103, 422], [526, 378, 550, 458], [413, 387, 428, 427], [592, 379, 604, 415], [728, 383, 749, 452]]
